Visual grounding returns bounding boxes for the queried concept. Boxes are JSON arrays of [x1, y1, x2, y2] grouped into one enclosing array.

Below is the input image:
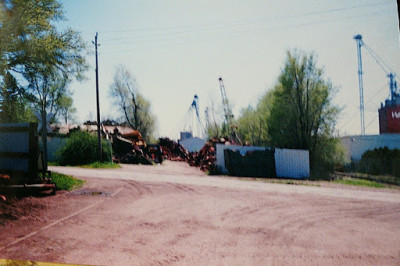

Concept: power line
[[98, 2, 385, 36], [99, 10, 384, 54], [337, 82, 387, 131]]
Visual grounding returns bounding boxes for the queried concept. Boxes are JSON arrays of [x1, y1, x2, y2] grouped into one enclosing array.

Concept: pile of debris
[[110, 128, 155, 165], [188, 137, 233, 173], [100, 124, 236, 174], [158, 138, 189, 161], [188, 142, 216, 172]]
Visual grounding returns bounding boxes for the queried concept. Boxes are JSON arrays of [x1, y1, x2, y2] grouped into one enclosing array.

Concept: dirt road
[[1, 161, 400, 265]]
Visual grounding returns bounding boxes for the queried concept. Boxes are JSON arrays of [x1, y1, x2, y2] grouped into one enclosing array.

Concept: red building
[[379, 100, 400, 134]]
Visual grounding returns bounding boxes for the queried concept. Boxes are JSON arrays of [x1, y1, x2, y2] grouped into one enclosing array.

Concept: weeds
[[51, 172, 85, 191], [333, 178, 386, 188], [79, 162, 121, 169]]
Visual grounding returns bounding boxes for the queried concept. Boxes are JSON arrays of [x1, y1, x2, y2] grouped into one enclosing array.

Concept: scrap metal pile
[[188, 142, 216, 173], [158, 138, 189, 161], [188, 137, 235, 173], [154, 137, 224, 173], [110, 128, 159, 165], [107, 125, 231, 174]]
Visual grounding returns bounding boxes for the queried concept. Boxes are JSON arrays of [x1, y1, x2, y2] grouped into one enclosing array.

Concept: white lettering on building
[[392, 111, 400, 119]]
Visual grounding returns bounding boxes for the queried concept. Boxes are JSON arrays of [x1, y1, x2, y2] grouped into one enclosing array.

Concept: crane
[[218, 77, 242, 145], [181, 94, 205, 139], [354, 34, 399, 135]]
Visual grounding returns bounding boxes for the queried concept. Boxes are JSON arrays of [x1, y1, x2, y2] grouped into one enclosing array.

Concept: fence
[[216, 144, 310, 179]]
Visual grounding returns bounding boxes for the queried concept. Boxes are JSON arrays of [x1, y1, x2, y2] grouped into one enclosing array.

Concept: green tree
[[109, 65, 157, 143], [237, 90, 274, 146], [267, 50, 340, 177], [204, 100, 223, 140], [0, 0, 88, 164], [236, 106, 264, 146], [55, 94, 77, 124], [0, 72, 35, 122]]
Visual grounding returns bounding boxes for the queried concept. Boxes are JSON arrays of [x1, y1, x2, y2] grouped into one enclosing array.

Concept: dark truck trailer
[[0, 123, 56, 196]]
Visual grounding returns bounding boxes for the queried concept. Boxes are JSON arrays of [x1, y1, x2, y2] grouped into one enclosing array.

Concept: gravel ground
[[0, 161, 399, 265]]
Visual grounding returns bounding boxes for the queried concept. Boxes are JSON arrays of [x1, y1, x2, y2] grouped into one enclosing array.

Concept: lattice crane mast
[[354, 34, 399, 135], [218, 77, 242, 145]]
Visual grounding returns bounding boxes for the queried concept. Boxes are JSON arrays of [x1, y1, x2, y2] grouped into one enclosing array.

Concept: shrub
[[57, 131, 112, 166], [358, 147, 400, 177], [310, 137, 345, 180]]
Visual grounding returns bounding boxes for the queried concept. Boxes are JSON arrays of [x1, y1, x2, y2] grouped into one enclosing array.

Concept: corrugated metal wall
[[274, 148, 310, 179], [216, 144, 310, 178], [38, 136, 66, 162], [0, 123, 38, 184], [341, 134, 400, 162]]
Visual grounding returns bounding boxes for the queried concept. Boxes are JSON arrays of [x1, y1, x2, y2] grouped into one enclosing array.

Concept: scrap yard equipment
[[0, 123, 56, 197], [354, 34, 400, 134], [219, 77, 242, 145]]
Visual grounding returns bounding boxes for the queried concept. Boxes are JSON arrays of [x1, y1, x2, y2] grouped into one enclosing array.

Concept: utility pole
[[93, 32, 102, 161], [354, 34, 365, 135]]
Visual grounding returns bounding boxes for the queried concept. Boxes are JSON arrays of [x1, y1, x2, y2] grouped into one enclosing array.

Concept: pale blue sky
[[58, 0, 399, 139]]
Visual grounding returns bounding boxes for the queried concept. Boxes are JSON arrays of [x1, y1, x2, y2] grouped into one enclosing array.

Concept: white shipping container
[[275, 148, 310, 179]]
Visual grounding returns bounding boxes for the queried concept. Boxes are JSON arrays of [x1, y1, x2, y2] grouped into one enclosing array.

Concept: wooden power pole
[[94, 32, 102, 161]]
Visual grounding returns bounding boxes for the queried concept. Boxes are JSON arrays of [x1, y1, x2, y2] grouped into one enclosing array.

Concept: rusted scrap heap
[[158, 138, 189, 161], [188, 142, 216, 172], [111, 128, 153, 165], [188, 137, 232, 173]]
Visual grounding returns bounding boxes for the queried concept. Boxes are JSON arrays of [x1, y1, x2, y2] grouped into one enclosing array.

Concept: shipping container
[[274, 149, 310, 179]]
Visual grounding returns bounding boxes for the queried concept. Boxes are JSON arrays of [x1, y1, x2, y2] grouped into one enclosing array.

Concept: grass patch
[[49, 161, 120, 169], [79, 161, 121, 169], [232, 176, 321, 187], [334, 172, 400, 187], [52, 172, 85, 191], [334, 178, 386, 188], [48, 161, 120, 169]]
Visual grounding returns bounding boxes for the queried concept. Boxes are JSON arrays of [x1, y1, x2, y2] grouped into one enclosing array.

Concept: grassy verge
[[79, 161, 121, 169], [51, 172, 85, 191], [49, 161, 120, 169], [232, 175, 397, 189], [232, 176, 321, 187], [333, 178, 386, 188], [334, 172, 400, 187]]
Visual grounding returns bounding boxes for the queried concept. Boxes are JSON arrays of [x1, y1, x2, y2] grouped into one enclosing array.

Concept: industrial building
[[341, 35, 400, 163], [378, 97, 400, 134]]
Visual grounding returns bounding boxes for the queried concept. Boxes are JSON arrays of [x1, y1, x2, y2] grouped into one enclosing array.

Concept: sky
[[57, 0, 400, 139]]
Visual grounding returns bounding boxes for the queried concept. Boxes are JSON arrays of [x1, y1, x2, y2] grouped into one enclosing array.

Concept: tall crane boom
[[353, 34, 399, 135], [219, 77, 233, 128], [218, 77, 241, 145], [354, 34, 365, 135]]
